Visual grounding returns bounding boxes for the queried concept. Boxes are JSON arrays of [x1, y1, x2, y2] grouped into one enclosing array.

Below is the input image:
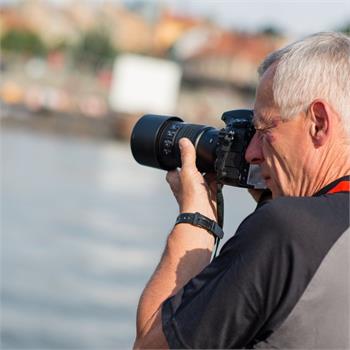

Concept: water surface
[[1, 128, 255, 349]]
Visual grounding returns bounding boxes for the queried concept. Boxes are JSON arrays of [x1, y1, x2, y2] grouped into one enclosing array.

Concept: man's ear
[[308, 100, 332, 147]]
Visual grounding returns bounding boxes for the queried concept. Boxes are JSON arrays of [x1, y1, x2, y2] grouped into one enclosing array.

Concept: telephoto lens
[[130, 114, 219, 173]]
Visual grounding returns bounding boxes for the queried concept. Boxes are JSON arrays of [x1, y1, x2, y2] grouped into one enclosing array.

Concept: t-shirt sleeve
[[161, 197, 342, 348]]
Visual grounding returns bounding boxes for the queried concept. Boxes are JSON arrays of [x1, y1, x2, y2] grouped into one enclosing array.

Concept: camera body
[[215, 110, 257, 187], [130, 109, 266, 189]]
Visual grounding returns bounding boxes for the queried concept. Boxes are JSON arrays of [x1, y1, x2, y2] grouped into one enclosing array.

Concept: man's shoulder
[[228, 193, 349, 252], [238, 196, 312, 239], [252, 192, 348, 228]]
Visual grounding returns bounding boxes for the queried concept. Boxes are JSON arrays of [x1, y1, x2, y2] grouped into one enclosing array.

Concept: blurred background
[[1, 0, 349, 348]]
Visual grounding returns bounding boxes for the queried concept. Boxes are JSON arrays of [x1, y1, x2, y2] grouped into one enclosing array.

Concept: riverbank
[[0, 104, 137, 141]]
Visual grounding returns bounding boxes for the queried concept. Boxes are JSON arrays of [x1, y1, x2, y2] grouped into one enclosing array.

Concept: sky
[[167, 1, 350, 37], [159, 0, 350, 38], [1, 0, 349, 37]]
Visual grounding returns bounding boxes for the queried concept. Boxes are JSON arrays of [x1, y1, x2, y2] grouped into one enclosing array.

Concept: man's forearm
[[135, 223, 215, 340], [135, 138, 217, 348]]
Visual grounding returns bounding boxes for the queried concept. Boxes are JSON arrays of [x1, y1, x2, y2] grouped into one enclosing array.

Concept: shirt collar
[[313, 175, 350, 196]]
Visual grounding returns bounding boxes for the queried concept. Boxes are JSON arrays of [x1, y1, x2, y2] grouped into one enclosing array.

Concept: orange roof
[[160, 9, 203, 27], [187, 32, 281, 64], [0, 8, 33, 31]]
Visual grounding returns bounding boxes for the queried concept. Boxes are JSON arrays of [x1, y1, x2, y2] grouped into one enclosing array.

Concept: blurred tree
[[49, 40, 70, 52], [259, 25, 283, 37], [338, 23, 350, 35], [71, 29, 117, 70], [0, 29, 46, 56]]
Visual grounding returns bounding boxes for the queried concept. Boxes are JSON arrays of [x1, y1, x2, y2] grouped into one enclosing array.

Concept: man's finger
[[204, 173, 216, 184], [179, 138, 196, 170]]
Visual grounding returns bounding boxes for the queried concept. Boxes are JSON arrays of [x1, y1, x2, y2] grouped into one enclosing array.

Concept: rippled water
[[1, 128, 255, 349]]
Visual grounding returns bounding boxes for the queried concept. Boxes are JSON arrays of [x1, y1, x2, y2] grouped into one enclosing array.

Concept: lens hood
[[130, 114, 182, 169]]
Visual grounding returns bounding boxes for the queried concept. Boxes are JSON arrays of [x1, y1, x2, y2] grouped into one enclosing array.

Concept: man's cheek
[[262, 138, 276, 155]]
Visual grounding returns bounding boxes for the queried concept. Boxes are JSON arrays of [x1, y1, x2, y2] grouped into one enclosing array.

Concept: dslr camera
[[130, 109, 265, 189]]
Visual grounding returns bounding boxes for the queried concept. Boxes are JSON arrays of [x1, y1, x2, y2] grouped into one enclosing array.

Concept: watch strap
[[175, 212, 224, 239]]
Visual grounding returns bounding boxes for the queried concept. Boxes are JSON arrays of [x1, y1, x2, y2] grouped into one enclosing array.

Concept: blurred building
[[0, 1, 79, 46], [180, 31, 284, 88], [0, 0, 287, 135]]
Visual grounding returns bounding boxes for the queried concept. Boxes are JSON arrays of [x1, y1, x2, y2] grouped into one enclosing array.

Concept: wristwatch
[[175, 212, 224, 239]]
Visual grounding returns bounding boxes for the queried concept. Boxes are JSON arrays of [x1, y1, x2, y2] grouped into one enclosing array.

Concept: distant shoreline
[[1, 105, 135, 142]]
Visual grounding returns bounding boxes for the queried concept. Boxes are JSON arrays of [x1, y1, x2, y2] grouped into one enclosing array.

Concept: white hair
[[258, 32, 350, 136]]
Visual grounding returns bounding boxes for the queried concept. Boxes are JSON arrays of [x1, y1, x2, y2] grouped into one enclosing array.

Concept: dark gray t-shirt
[[162, 177, 350, 348]]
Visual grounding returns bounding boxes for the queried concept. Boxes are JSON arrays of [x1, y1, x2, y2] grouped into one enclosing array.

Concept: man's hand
[[166, 138, 218, 221]]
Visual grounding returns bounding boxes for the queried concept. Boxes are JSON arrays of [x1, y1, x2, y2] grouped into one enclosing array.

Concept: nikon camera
[[130, 109, 266, 189]]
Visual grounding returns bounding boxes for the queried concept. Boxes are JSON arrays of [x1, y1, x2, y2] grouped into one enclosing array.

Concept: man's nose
[[245, 133, 264, 164]]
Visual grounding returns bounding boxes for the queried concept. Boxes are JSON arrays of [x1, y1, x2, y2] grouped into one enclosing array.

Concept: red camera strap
[[327, 180, 350, 194]]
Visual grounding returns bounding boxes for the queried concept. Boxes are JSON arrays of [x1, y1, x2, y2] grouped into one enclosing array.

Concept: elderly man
[[134, 32, 350, 349]]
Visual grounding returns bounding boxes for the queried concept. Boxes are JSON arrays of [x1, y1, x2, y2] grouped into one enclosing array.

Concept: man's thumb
[[179, 138, 196, 169]]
